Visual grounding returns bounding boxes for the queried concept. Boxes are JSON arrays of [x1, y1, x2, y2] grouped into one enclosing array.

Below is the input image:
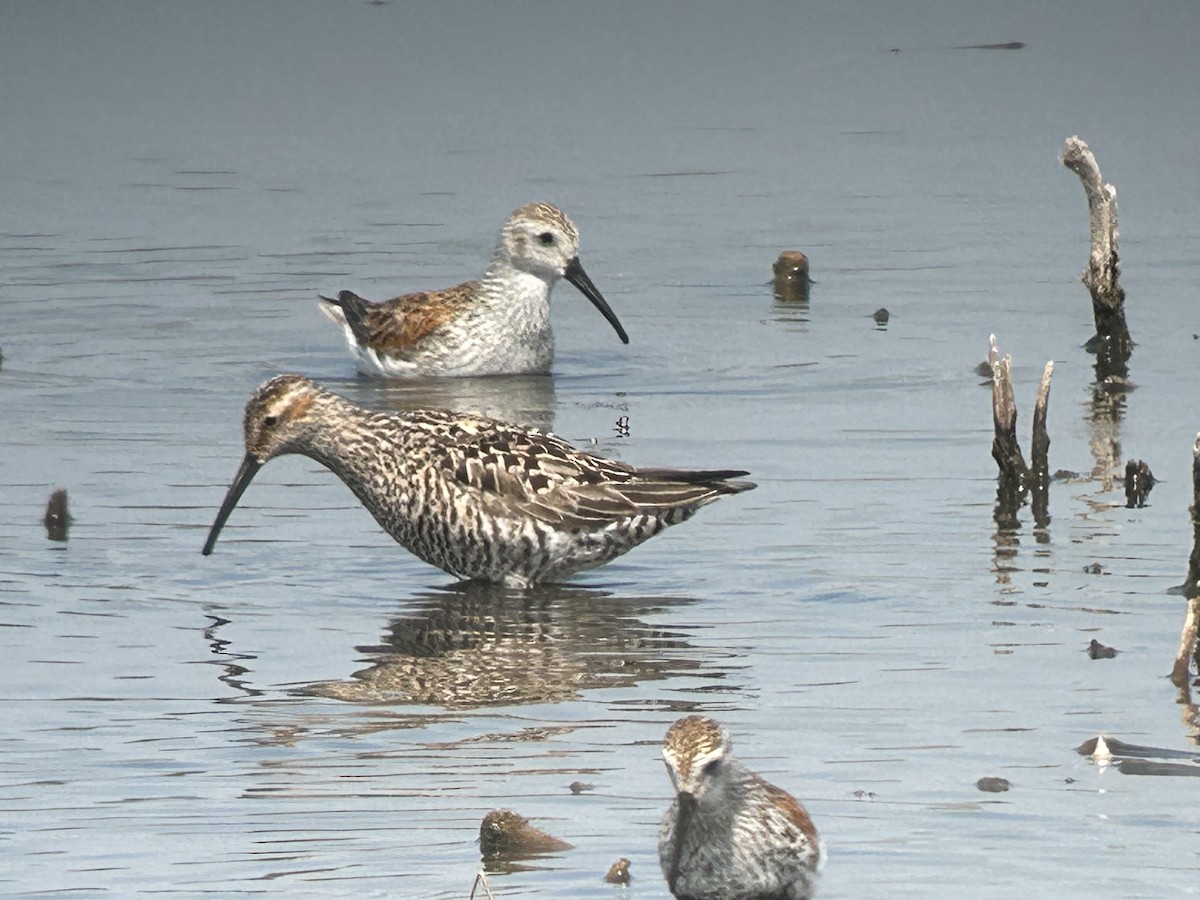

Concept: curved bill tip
[[202, 454, 262, 556], [564, 256, 629, 345]]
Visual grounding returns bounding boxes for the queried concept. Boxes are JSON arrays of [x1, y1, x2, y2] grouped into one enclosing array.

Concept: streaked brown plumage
[[659, 716, 824, 900], [202, 375, 755, 587]]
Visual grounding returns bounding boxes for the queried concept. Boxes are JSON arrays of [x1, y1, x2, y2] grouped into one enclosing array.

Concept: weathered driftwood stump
[[990, 340, 1053, 529], [991, 354, 1027, 490], [773, 250, 810, 302], [1062, 136, 1131, 374], [1173, 434, 1200, 686]]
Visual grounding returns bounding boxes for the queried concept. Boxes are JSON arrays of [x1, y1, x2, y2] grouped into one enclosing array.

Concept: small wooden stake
[[1030, 361, 1054, 528], [1173, 433, 1200, 686]]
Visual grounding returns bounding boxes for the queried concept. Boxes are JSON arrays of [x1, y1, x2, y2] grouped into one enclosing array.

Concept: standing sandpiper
[[201, 375, 753, 587], [318, 202, 628, 377], [659, 716, 824, 900]]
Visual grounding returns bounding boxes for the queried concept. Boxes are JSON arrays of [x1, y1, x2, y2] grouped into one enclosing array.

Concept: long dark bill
[[564, 256, 629, 345], [201, 453, 262, 556], [666, 791, 696, 894]]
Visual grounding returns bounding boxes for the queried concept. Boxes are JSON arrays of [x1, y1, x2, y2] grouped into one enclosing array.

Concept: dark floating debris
[[773, 250, 810, 302], [1123, 459, 1154, 508], [976, 776, 1010, 793], [1083, 562, 1104, 575], [568, 781, 594, 795], [604, 857, 631, 885], [43, 488, 70, 542], [479, 809, 572, 859], [872, 307, 890, 325], [1077, 735, 1200, 763], [1118, 759, 1200, 778], [1087, 638, 1118, 659], [953, 41, 1025, 50]]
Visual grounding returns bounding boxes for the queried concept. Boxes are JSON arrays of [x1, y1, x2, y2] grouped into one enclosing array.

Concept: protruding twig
[[1030, 361, 1054, 527], [1062, 136, 1130, 372], [469, 871, 496, 900], [1181, 434, 1200, 599], [1173, 433, 1200, 686]]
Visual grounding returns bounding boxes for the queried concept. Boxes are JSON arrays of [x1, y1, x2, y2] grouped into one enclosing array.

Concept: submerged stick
[[1062, 136, 1130, 370]]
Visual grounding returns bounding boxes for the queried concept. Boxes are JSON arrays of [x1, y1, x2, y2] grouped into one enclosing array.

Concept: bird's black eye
[[537, 232, 555, 246], [263, 415, 279, 428]]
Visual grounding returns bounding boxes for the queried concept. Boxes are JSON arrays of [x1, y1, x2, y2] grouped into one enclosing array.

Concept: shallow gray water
[[3, 1, 1200, 897]]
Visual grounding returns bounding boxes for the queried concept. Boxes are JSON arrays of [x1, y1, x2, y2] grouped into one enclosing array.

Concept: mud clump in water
[[479, 809, 572, 859], [44, 488, 70, 542]]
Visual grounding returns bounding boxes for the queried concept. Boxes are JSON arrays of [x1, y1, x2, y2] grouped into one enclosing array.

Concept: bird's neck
[[298, 401, 413, 518], [479, 256, 555, 309]]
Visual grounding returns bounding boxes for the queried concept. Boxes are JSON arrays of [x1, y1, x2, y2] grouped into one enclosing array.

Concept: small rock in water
[[1083, 562, 1104, 575], [604, 857, 631, 885], [568, 780, 594, 794], [872, 307, 890, 325], [479, 809, 572, 859], [773, 250, 810, 302], [1087, 638, 1118, 659], [976, 776, 1010, 793], [44, 488, 70, 542]]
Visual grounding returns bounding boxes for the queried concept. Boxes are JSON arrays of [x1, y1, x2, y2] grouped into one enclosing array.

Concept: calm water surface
[[3, 1, 1200, 897]]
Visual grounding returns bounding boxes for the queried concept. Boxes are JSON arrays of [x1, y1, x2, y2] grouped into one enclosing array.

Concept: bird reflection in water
[[296, 583, 726, 708], [336, 371, 558, 434]]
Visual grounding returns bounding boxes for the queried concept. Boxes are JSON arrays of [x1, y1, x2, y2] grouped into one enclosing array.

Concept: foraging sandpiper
[[659, 715, 824, 900], [202, 375, 753, 587], [318, 202, 628, 377]]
